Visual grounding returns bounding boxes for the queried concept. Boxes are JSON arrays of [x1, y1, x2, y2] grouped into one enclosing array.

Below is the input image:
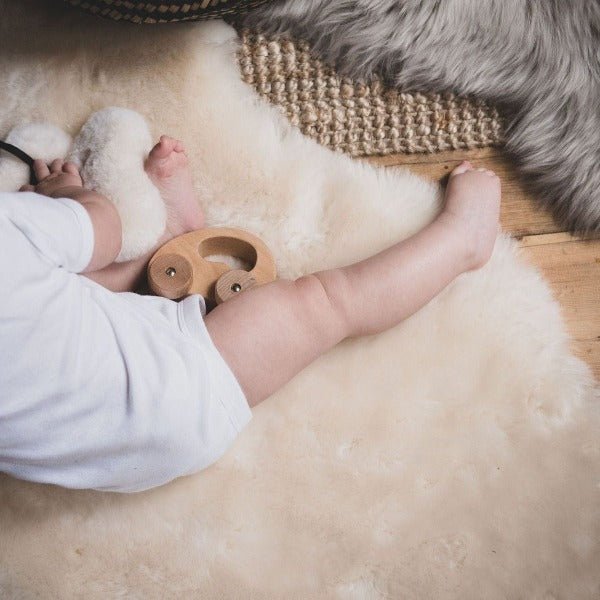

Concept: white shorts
[[0, 192, 252, 492]]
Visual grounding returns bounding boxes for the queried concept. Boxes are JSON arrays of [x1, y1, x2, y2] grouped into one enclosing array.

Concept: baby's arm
[[20, 159, 122, 272]]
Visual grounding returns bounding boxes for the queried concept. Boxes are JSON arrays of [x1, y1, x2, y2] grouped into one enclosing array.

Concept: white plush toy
[[0, 107, 166, 262]]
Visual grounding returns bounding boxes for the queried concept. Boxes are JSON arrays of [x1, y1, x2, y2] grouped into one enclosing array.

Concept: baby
[[0, 136, 500, 492]]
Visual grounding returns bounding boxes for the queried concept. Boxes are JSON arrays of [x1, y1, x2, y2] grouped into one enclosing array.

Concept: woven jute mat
[[238, 30, 504, 157]]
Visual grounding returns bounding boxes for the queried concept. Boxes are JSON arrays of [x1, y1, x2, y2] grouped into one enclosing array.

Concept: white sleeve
[[0, 191, 94, 273]]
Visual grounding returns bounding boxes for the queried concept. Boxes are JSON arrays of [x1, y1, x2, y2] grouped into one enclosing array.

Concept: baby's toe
[[449, 160, 473, 177], [160, 135, 181, 151], [158, 136, 185, 154], [149, 136, 175, 160]]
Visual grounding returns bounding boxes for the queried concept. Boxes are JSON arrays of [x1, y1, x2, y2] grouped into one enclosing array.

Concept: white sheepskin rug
[[0, 2, 599, 598]]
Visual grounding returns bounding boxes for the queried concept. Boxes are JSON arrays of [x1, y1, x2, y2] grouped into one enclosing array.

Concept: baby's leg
[[85, 136, 204, 292], [207, 162, 501, 407]]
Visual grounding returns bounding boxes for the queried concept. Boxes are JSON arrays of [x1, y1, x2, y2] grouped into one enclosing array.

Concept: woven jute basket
[[65, 0, 274, 23], [239, 31, 504, 157]]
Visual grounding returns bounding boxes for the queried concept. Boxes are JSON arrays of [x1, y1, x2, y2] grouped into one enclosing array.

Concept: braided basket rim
[[65, 0, 273, 23]]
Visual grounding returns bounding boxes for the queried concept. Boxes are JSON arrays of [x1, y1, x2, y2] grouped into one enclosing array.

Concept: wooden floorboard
[[367, 148, 600, 380]]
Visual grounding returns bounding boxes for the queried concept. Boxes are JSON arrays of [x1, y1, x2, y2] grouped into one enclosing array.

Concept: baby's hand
[[440, 161, 501, 271], [20, 159, 83, 198]]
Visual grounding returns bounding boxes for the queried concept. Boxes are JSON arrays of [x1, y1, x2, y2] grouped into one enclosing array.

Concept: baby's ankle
[[436, 210, 492, 273], [439, 162, 501, 272]]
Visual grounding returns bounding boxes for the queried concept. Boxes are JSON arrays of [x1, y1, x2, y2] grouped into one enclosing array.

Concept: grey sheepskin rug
[[242, 0, 600, 234]]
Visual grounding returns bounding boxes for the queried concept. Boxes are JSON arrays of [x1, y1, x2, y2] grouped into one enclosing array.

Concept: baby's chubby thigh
[[204, 273, 351, 406]]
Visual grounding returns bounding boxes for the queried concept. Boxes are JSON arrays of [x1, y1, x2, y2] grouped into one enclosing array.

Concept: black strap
[[0, 140, 37, 185]]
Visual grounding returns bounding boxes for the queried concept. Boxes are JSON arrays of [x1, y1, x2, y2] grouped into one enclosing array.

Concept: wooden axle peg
[[215, 269, 258, 303], [148, 253, 193, 300]]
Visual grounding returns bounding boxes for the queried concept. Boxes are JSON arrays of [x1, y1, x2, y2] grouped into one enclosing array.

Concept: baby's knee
[[292, 272, 352, 341]]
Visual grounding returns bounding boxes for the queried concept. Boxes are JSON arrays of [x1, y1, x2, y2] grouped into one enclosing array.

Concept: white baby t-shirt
[[0, 191, 252, 492]]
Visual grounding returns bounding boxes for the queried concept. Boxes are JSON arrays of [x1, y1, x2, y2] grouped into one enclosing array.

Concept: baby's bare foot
[[440, 160, 501, 271], [145, 135, 204, 238]]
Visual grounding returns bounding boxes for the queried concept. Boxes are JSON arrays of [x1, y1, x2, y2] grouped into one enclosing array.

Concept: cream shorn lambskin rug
[[0, 2, 599, 598]]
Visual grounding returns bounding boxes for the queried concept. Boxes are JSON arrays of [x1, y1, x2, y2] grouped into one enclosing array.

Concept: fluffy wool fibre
[[242, 0, 600, 234], [0, 2, 599, 598]]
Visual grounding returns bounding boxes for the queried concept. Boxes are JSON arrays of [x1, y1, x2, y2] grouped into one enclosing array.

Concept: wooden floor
[[368, 148, 600, 380]]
